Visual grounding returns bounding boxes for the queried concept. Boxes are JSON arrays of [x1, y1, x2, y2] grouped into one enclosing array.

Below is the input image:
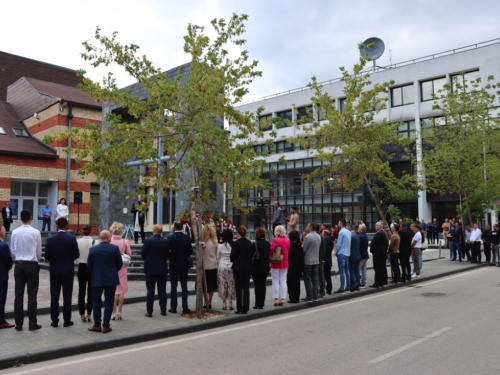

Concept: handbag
[[252, 240, 260, 261], [269, 238, 284, 263], [120, 239, 131, 265]]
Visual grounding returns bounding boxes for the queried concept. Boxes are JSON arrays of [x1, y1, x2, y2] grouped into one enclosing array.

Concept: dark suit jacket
[[44, 231, 79, 277], [399, 229, 414, 254], [319, 235, 326, 262], [370, 230, 388, 257], [1, 208, 13, 224], [288, 241, 304, 273], [359, 233, 369, 260], [230, 237, 253, 274], [350, 232, 361, 261], [324, 238, 334, 268], [0, 240, 13, 281], [168, 232, 193, 271], [141, 234, 169, 276], [87, 241, 122, 287], [252, 239, 271, 274]]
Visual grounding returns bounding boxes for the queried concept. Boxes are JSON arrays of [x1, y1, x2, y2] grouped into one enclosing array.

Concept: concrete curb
[[0, 262, 487, 370]]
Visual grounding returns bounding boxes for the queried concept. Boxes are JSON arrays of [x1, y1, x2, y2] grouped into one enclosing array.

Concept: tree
[[288, 45, 419, 222], [46, 14, 269, 318], [421, 74, 500, 224]]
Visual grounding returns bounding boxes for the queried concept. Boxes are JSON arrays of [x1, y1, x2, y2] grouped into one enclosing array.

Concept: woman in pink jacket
[[269, 225, 290, 306]]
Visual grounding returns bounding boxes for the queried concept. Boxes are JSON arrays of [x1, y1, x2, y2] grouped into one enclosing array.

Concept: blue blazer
[[44, 231, 80, 277], [87, 241, 123, 287], [0, 240, 13, 281], [141, 235, 169, 276], [168, 232, 193, 271]]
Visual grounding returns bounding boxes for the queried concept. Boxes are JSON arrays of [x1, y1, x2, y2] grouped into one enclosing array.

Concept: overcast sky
[[1, 0, 499, 101]]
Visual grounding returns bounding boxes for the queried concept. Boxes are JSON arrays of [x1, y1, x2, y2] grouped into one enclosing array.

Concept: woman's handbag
[[121, 253, 131, 265], [269, 238, 284, 263]]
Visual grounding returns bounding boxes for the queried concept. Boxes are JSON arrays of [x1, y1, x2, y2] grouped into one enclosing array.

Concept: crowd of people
[[0, 207, 495, 334]]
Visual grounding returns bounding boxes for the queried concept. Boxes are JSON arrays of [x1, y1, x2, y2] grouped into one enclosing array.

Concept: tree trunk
[[364, 174, 385, 221], [190, 165, 203, 319]]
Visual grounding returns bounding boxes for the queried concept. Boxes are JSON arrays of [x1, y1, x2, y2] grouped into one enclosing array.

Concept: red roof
[[25, 77, 101, 108], [0, 102, 57, 158]]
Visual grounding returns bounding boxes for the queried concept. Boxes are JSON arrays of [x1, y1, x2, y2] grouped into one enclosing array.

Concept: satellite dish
[[360, 37, 385, 61]]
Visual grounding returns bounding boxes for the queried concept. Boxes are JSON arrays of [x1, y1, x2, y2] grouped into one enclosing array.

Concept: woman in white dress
[[217, 229, 235, 310], [56, 198, 69, 222]]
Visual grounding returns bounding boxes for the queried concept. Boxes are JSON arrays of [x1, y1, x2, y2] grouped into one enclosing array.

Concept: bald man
[[87, 230, 122, 333], [142, 224, 170, 317]]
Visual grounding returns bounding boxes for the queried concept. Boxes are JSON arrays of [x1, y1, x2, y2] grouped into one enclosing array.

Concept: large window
[[421, 117, 446, 137], [296, 105, 313, 123], [391, 84, 414, 107], [339, 98, 346, 113], [397, 120, 416, 139], [89, 184, 100, 225], [276, 109, 292, 128], [421, 77, 446, 101], [258, 114, 273, 131], [451, 70, 480, 93]]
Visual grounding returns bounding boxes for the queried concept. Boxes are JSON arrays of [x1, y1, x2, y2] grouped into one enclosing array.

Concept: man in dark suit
[[399, 223, 413, 282], [44, 218, 79, 327], [370, 221, 389, 288], [168, 222, 193, 314], [322, 230, 334, 295], [142, 224, 170, 317], [87, 230, 122, 333], [1, 202, 13, 232], [0, 226, 14, 329]]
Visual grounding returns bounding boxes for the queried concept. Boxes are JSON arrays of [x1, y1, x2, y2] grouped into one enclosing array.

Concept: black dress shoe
[[234, 311, 243, 314], [63, 321, 74, 327], [51, 322, 58, 328], [369, 284, 380, 288], [168, 309, 177, 314], [160, 312, 167, 316], [182, 308, 191, 314]]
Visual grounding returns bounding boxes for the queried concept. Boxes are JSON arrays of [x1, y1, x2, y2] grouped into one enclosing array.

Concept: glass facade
[[226, 158, 378, 232]]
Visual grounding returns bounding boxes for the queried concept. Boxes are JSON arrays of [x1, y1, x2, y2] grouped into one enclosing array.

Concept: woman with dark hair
[[230, 225, 253, 314], [56, 198, 69, 222], [217, 229, 235, 310], [252, 227, 270, 309], [287, 230, 304, 303], [77, 225, 97, 322]]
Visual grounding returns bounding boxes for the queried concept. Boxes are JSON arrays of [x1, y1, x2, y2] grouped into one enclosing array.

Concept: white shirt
[[470, 228, 482, 242], [412, 231, 422, 248], [465, 230, 472, 242], [217, 243, 232, 269], [10, 224, 42, 262], [77, 236, 98, 264], [5, 208, 10, 218], [57, 204, 69, 218]]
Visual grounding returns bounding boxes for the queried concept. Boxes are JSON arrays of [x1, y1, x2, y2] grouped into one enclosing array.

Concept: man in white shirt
[[470, 223, 482, 264], [411, 224, 422, 278], [10, 210, 42, 331]]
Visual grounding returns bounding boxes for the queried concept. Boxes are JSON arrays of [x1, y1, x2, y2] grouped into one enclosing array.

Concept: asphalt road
[[2, 267, 499, 375]]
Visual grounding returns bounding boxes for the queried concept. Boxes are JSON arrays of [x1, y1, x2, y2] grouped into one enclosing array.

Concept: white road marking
[[5, 268, 486, 375], [369, 327, 452, 364]]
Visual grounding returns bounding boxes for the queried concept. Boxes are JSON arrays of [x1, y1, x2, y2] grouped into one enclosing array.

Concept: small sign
[[123, 207, 128, 214]]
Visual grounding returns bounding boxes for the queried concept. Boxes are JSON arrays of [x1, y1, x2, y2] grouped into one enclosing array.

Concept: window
[[12, 128, 29, 137], [258, 114, 273, 131], [296, 105, 313, 123], [276, 110, 292, 128], [397, 121, 416, 139], [0, 126, 6, 135], [339, 98, 346, 113], [421, 117, 446, 137], [421, 77, 446, 101], [451, 70, 480, 93], [391, 84, 414, 107], [90, 184, 100, 225]]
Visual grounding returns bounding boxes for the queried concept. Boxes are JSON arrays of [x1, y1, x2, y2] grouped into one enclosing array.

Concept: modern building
[[229, 39, 500, 231], [0, 76, 101, 232]]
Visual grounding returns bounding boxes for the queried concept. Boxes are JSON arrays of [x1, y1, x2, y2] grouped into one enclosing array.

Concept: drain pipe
[[65, 102, 73, 206]]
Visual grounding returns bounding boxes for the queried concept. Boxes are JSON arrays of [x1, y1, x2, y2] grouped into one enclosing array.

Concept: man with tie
[[10, 210, 42, 331], [168, 222, 193, 314], [142, 224, 170, 317], [370, 221, 389, 288], [87, 230, 122, 333], [1, 202, 13, 232], [44, 218, 79, 327], [0, 226, 14, 329]]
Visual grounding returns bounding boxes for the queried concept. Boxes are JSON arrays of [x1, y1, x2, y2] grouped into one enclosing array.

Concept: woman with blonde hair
[[202, 224, 218, 309], [269, 225, 290, 306], [109, 222, 131, 320]]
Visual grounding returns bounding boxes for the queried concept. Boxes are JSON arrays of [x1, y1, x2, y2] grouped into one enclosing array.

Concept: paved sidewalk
[[0, 249, 485, 370]]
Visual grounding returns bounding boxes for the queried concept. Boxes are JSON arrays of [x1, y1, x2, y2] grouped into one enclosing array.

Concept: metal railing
[[238, 38, 500, 106]]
